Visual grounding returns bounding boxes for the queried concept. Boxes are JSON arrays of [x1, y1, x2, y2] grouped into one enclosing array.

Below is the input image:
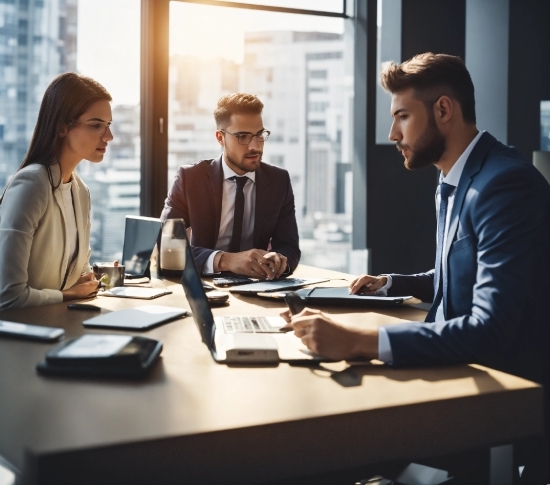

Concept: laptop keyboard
[[222, 316, 277, 333]]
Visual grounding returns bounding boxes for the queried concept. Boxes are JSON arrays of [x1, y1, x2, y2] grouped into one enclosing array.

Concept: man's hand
[[348, 274, 388, 295], [262, 251, 288, 279], [279, 308, 378, 361], [215, 248, 279, 279]]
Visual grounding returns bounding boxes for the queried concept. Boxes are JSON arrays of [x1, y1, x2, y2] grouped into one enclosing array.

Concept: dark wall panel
[[366, 0, 466, 275]]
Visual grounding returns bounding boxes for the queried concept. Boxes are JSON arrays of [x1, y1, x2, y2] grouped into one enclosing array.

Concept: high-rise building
[[0, 0, 78, 188], [168, 55, 239, 178]]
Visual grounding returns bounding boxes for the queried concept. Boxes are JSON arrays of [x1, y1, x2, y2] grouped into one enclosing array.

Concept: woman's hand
[[74, 271, 96, 285], [62, 277, 100, 301]]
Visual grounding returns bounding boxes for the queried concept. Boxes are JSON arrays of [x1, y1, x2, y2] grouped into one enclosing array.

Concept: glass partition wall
[[168, 0, 354, 271]]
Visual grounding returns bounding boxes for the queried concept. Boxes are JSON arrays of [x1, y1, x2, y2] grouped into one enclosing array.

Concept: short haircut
[[380, 53, 476, 125], [214, 93, 264, 129]]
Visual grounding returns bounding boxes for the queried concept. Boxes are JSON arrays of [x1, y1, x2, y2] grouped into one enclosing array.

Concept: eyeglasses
[[73, 119, 112, 137], [220, 129, 270, 145]]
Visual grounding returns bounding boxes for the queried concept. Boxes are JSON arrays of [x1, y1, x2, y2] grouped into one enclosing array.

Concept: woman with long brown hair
[[0, 72, 113, 309]]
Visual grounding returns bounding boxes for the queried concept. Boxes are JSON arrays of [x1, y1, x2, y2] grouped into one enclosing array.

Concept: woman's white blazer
[[0, 163, 92, 309]]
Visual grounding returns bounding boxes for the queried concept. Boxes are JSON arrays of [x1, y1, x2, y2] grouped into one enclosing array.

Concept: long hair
[[13, 72, 112, 192]]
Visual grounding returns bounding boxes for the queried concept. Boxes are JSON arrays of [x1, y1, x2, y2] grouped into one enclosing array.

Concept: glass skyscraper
[[0, 0, 77, 189]]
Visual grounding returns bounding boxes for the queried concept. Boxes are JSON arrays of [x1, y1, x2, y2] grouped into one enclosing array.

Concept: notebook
[[179, 225, 333, 364], [99, 287, 172, 300], [83, 305, 187, 330], [121, 216, 162, 280]]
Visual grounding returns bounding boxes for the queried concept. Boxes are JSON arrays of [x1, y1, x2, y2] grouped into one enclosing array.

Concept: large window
[[168, 0, 354, 271], [1, 0, 355, 271], [0, 0, 78, 189], [76, 0, 141, 262], [0, 0, 141, 263]]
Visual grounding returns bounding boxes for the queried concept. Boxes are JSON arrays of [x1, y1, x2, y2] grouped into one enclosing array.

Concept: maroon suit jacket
[[160, 156, 300, 274]]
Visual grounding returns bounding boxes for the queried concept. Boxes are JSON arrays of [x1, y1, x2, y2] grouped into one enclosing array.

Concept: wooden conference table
[[0, 265, 544, 484]]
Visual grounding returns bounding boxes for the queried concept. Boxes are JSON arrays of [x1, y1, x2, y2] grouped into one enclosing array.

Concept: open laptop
[[121, 216, 162, 279], [180, 232, 332, 364]]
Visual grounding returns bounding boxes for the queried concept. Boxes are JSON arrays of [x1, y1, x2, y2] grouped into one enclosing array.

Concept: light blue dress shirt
[[377, 131, 482, 363]]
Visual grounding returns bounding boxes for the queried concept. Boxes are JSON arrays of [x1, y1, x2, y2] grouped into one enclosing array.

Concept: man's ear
[[433, 95, 453, 124], [215, 130, 224, 146]]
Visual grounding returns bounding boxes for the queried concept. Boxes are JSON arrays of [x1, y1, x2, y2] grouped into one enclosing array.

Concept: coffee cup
[[92, 263, 125, 289]]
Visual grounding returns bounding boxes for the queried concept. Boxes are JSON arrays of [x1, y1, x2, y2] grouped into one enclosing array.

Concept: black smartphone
[[67, 303, 101, 311], [0, 320, 65, 342], [284, 291, 305, 315]]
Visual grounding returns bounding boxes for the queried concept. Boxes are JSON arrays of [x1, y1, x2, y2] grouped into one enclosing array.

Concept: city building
[[0, 0, 77, 188]]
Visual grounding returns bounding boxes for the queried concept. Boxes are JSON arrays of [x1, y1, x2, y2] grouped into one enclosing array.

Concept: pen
[[67, 303, 101, 311]]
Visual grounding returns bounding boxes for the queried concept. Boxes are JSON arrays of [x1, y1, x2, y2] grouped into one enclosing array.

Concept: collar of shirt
[[222, 157, 256, 183], [441, 130, 483, 187]]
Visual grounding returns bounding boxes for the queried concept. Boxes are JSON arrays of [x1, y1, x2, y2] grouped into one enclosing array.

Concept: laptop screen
[[180, 234, 215, 348], [122, 216, 162, 276]]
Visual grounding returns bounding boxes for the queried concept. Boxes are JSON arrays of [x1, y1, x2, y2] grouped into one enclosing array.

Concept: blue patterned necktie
[[228, 176, 248, 253], [426, 182, 455, 322]]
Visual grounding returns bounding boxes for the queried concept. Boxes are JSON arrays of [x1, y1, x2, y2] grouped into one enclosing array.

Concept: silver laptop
[[180, 234, 332, 364]]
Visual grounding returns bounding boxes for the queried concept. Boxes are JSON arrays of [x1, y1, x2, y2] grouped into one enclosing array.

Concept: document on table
[[99, 287, 172, 300]]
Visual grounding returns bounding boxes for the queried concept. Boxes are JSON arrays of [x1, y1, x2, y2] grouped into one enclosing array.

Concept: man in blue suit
[[283, 53, 550, 479]]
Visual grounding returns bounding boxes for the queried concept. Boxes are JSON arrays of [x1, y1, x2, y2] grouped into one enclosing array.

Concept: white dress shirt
[[203, 158, 256, 274], [60, 180, 78, 266], [377, 131, 482, 363]]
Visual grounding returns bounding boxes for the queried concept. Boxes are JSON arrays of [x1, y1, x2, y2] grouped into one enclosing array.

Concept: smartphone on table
[[0, 320, 65, 342]]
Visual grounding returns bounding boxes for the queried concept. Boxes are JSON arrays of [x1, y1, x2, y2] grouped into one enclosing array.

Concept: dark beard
[[225, 150, 263, 172], [397, 116, 446, 170]]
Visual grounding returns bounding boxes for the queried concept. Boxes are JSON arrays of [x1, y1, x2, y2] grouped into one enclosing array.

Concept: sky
[[77, 0, 343, 106]]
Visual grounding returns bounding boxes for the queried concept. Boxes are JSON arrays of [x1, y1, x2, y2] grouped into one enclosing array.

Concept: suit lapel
[[210, 156, 224, 243], [253, 163, 270, 247], [443, 131, 497, 260]]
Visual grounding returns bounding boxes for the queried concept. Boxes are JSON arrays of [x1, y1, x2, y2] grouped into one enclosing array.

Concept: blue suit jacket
[[386, 132, 550, 391], [160, 156, 300, 274]]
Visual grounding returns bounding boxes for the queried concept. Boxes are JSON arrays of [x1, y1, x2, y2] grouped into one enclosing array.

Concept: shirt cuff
[[374, 274, 393, 296], [378, 326, 394, 364], [202, 251, 221, 275]]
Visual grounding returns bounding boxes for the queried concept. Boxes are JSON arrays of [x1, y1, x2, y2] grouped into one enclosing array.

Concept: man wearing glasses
[[161, 93, 300, 279]]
